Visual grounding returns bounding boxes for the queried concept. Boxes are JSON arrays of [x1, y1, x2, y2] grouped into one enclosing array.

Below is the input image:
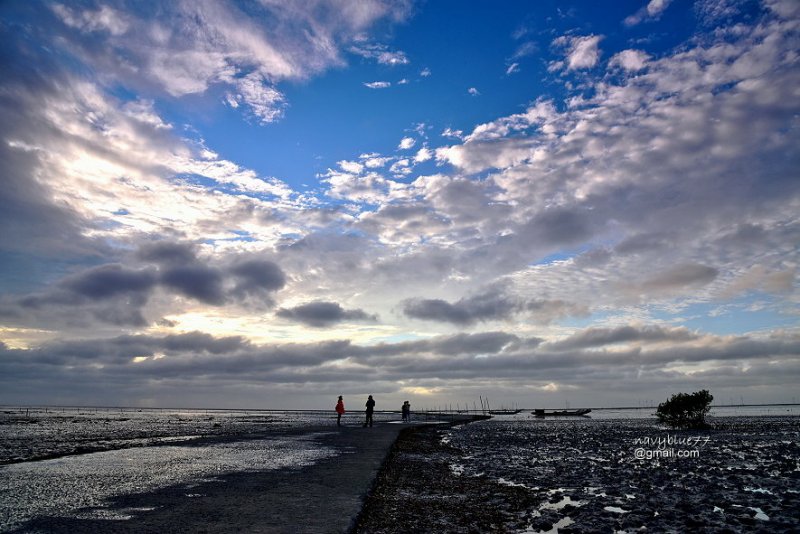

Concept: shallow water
[[0, 407, 397, 464], [0, 408, 323, 464], [475, 404, 800, 421], [0, 435, 335, 531]]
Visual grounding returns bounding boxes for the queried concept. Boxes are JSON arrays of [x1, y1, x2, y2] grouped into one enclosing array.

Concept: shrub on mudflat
[[656, 390, 713, 429]]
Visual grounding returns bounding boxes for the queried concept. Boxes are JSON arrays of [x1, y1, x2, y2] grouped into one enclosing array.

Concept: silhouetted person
[[364, 395, 375, 427], [402, 400, 410, 422], [335, 396, 345, 427]]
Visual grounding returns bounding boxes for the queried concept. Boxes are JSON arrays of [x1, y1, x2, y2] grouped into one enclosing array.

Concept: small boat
[[488, 409, 522, 415], [532, 408, 591, 417]]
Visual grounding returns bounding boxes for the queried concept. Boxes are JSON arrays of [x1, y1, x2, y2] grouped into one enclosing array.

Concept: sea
[[1, 405, 798, 532]]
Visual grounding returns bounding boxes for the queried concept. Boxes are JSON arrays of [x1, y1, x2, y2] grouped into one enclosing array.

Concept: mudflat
[[354, 416, 800, 532]]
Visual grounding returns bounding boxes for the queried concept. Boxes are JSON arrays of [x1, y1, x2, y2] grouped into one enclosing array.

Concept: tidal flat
[[355, 415, 800, 533]]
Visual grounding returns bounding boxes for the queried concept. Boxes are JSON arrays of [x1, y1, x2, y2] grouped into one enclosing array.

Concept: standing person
[[364, 395, 375, 427], [402, 400, 411, 422], [335, 396, 345, 427]]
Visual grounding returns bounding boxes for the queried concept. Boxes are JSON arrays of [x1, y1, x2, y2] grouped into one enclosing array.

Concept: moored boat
[[532, 408, 591, 417]]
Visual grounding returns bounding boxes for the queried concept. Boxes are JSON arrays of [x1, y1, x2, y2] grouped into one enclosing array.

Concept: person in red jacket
[[335, 396, 345, 426]]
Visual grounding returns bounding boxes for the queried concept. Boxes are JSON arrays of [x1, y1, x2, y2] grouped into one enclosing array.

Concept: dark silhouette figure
[[401, 400, 410, 422], [364, 395, 375, 427], [335, 396, 345, 426]]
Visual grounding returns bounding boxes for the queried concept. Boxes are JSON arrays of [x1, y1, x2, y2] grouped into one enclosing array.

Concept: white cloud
[[609, 49, 651, 71], [511, 41, 538, 60], [413, 123, 429, 136], [468, 87, 480, 96], [122, 100, 172, 130], [199, 148, 218, 160], [50, 0, 411, 124], [321, 169, 393, 203], [364, 81, 391, 89], [553, 35, 603, 71], [360, 154, 393, 168], [350, 43, 410, 65], [379, 52, 409, 65], [694, 0, 744, 25], [0, 69, 306, 265], [338, 160, 365, 174], [52, 3, 130, 36], [647, 0, 672, 17], [174, 156, 294, 198], [464, 100, 557, 143], [226, 72, 286, 123], [224, 92, 239, 108], [398, 137, 416, 150], [506, 62, 520, 75], [427, 5, 800, 310], [624, 0, 673, 26], [442, 127, 464, 139], [766, 0, 800, 18], [435, 139, 535, 174], [420, 67, 432, 76], [390, 158, 412, 176], [414, 147, 433, 163]]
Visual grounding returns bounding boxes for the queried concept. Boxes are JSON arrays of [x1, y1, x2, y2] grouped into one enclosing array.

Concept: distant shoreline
[[3, 402, 799, 412]]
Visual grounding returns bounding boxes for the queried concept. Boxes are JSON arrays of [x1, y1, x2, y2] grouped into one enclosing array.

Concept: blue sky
[[0, 0, 798, 409], [159, 1, 701, 191]]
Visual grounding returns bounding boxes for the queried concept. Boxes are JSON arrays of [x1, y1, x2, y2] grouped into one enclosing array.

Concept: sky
[[0, 0, 798, 410]]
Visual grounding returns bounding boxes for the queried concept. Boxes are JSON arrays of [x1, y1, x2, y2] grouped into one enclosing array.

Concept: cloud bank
[[0, 0, 797, 408]]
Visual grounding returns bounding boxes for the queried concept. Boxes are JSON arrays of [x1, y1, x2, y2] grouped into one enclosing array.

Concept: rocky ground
[[354, 425, 538, 533], [353, 417, 800, 533]]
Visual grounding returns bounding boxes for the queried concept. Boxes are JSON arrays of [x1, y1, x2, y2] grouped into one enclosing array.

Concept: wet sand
[[354, 416, 800, 533], [352, 424, 527, 533], [8, 423, 410, 534]]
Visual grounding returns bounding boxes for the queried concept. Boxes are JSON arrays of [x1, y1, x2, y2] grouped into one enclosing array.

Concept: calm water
[[598, 404, 800, 419], [427, 404, 800, 423], [1, 435, 334, 530], [0, 406, 401, 464]]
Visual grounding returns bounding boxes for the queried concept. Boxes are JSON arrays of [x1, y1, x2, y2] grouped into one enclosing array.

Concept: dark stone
[[684, 515, 706, 528]]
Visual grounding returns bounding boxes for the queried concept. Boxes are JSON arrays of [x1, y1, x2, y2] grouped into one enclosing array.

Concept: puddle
[[603, 506, 629, 514], [524, 516, 575, 533], [541, 496, 586, 511], [744, 487, 774, 495]]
